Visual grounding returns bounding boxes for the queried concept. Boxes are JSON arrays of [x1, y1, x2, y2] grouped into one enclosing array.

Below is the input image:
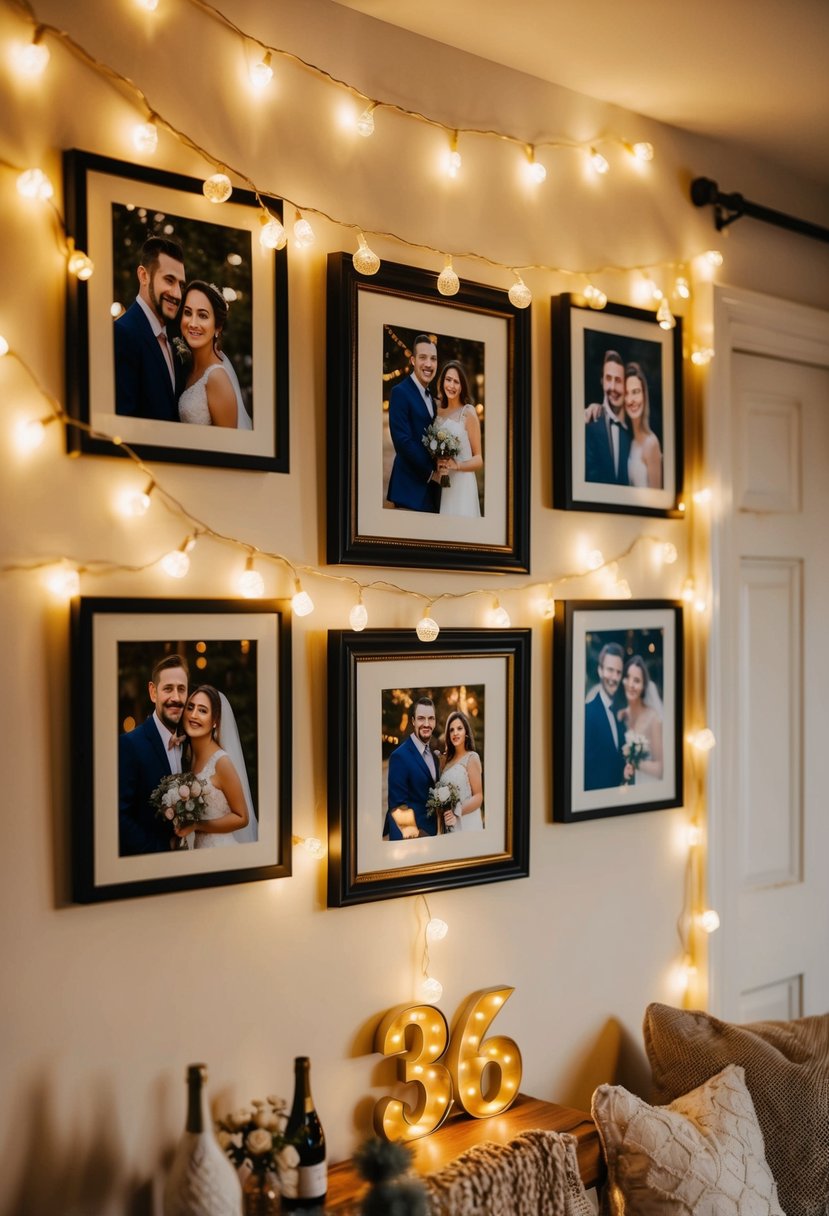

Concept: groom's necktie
[[157, 330, 175, 389], [609, 416, 621, 478], [422, 745, 436, 780], [423, 387, 434, 418]]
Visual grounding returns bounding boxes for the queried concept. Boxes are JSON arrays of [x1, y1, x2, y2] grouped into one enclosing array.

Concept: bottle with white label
[[282, 1056, 327, 1211]]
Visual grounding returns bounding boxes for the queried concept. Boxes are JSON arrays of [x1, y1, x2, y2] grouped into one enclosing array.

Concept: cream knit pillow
[[592, 1063, 783, 1216]]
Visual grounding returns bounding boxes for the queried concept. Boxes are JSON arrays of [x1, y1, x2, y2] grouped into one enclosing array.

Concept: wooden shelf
[[325, 1093, 602, 1211]]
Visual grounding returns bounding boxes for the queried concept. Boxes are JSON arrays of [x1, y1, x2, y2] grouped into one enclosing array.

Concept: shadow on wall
[[556, 1017, 651, 1112]]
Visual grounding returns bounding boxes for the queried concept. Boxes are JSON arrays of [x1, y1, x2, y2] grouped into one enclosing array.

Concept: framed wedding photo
[[63, 149, 289, 471], [553, 600, 684, 822], [552, 295, 683, 515], [327, 629, 531, 906], [326, 254, 531, 572], [70, 597, 292, 902]]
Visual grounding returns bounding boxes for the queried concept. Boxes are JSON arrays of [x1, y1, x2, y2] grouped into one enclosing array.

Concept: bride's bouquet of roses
[[215, 1096, 300, 1193], [422, 422, 462, 487], [426, 780, 461, 832], [149, 772, 207, 847], [621, 731, 650, 785]]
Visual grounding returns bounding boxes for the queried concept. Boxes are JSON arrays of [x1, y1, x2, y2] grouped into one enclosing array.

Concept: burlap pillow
[[644, 1002, 829, 1216], [592, 1063, 783, 1215]]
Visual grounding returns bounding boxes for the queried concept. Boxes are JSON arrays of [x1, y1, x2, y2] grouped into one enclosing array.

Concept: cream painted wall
[[1, 2, 828, 1212]]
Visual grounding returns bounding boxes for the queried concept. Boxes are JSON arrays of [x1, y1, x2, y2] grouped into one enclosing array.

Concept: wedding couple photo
[[583, 629, 666, 793], [117, 639, 259, 857], [380, 683, 486, 840], [382, 325, 486, 519]]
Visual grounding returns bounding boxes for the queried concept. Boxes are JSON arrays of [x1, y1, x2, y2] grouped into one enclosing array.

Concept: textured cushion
[[592, 1063, 783, 1215], [644, 1002, 829, 1216]]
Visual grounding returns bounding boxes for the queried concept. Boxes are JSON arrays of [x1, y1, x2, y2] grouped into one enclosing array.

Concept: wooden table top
[[325, 1093, 603, 1211]]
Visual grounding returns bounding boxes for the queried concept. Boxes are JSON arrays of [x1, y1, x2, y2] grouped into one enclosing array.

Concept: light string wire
[[5, 0, 705, 286]]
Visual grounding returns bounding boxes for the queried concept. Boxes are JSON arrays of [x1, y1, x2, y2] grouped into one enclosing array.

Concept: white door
[[706, 287, 829, 1021]]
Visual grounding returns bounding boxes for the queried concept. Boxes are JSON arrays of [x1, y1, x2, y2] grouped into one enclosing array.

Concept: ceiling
[[333, 0, 829, 195]]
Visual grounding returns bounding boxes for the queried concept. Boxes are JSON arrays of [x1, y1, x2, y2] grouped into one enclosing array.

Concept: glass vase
[[242, 1171, 280, 1216]]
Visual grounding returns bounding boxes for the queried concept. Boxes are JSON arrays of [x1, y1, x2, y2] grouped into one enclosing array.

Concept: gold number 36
[[373, 986, 522, 1142]]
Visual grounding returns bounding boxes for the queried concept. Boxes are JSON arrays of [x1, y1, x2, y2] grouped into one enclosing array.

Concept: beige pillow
[[644, 1002, 829, 1216], [592, 1063, 783, 1215]]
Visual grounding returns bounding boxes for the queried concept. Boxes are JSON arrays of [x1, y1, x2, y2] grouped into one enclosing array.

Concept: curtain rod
[[690, 176, 829, 244]]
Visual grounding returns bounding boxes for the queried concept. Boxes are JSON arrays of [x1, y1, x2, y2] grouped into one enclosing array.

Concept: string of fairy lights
[[1, 0, 720, 1000]]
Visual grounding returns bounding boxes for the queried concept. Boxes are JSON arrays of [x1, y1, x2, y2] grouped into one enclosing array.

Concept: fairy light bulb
[[120, 480, 154, 517], [352, 233, 380, 276], [14, 32, 50, 77], [661, 542, 678, 565], [161, 537, 196, 579], [349, 599, 368, 631], [693, 487, 712, 505], [689, 728, 717, 752], [674, 276, 691, 300], [0, 335, 9, 357], [419, 976, 443, 1003], [705, 249, 724, 267], [686, 823, 703, 849], [657, 297, 676, 330], [293, 213, 315, 249], [17, 168, 53, 200], [426, 917, 448, 943], [541, 596, 556, 619], [446, 132, 462, 178], [632, 141, 654, 162], [356, 104, 376, 137], [491, 599, 511, 628], [67, 242, 94, 281], [584, 284, 607, 310], [698, 909, 721, 934], [259, 212, 287, 250], [590, 148, 609, 175], [416, 615, 440, 643], [133, 121, 158, 154], [46, 565, 80, 599], [586, 549, 604, 571], [303, 836, 325, 859], [15, 416, 51, 453], [508, 277, 532, 309], [136, 0, 159, 9], [238, 556, 265, 599], [526, 148, 547, 184], [437, 257, 460, 297], [292, 582, 315, 617], [250, 51, 273, 90], [691, 347, 715, 366], [203, 173, 232, 204]]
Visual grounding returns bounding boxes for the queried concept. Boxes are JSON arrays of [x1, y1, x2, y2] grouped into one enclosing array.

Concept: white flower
[[437, 785, 450, 803], [246, 1127, 273, 1155], [190, 780, 202, 797], [216, 1130, 234, 1150], [163, 789, 178, 807], [277, 1145, 300, 1169], [430, 439, 438, 451], [177, 784, 190, 801], [228, 1107, 253, 1130]]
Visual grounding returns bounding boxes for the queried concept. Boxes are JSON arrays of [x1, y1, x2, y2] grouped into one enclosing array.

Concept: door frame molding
[[706, 284, 829, 1015]]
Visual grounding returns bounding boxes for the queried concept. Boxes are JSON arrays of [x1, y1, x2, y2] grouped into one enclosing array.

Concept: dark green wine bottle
[[282, 1056, 327, 1211]]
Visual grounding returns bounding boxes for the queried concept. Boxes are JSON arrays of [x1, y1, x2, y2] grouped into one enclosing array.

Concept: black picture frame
[[326, 253, 531, 572], [552, 294, 683, 515], [70, 597, 292, 902], [63, 149, 289, 471], [327, 628, 531, 905], [554, 600, 684, 822]]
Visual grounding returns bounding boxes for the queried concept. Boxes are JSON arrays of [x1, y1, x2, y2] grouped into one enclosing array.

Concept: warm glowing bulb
[[292, 588, 314, 617], [661, 542, 678, 564], [133, 122, 158, 154], [121, 489, 151, 517], [238, 563, 265, 598], [446, 149, 462, 179], [259, 215, 287, 250], [681, 579, 695, 604], [657, 297, 676, 329], [15, 417, 48, 453], [586, 549, 604, 570], [705, 249, 724, 267], [250, 52, 273, 90], [698, 909, 721, 934], [419, 976, 443, 1003], [67, 248, 94, 280], [674, 276, 691, 300], [541, 596, 556, 619], [47, 566, 80, 598], [437, 258, 460, 296], [584, 284, 608, 310], [508, 277, 532, 309], [352, 234, 380, 276], [17, 168, 53, 200], [693, 487, 712, 505], [426, 917, 448, 942], [686, 823, 703, 848], [203, 173, 232, 204], [0, 335, 9, 356], [349, 602, 368, 631], [590, 148, 609, 174], [161, 549, 190, 578], [632, 141, 654, 162], [689, 728, 717, 752], [527, 154, 547, 184], [491, 601, 511, 628], [15, 38, 50, 76], [303, 836, 325, 859], [293, 216, 315, 249], [691, 347, 715, 366], [356, 105, 376, 137], [416, 616, 440, 643], [136, 0, 159, 9]]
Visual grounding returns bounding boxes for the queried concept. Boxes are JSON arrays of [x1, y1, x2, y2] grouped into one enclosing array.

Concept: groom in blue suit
[[585, 350, 631, 485], [386, 334, 441, 512], [118, 653, 189, 855], [114, 236, 187, 421], [584, 642, 626, 790], [385, 697, 440, 839]]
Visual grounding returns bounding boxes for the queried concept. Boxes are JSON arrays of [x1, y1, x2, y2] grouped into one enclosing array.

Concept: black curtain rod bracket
[[690, 176, 829, 245]]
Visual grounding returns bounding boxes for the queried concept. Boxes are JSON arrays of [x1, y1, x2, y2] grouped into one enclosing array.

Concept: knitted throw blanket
[[423, 1129, 595, 1216]]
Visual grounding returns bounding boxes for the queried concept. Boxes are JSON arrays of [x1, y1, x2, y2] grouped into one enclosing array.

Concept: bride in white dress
[[175, 685, 258, 848], [439, 710, 484, 832], [434, 360, 483, 518], [623, 363, 662, 489], [177, 281, 253, 430], [617, 655, 663, 785]]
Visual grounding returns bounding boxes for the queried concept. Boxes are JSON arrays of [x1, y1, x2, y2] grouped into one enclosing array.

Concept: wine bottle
[[163, 1063, 242, 1216], [282, 1056, 327, 1211]]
